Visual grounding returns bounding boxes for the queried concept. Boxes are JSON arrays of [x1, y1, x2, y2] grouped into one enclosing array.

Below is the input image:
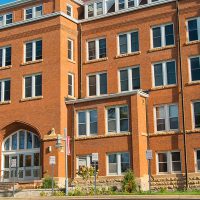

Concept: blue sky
[[0, 0, 16, 5]]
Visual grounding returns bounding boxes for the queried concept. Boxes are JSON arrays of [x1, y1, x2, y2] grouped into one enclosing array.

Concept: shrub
[[52, 191, 65, 196], [42, 177, 56, 189], [122, 169, 137, 193], [40, 191, 47, 197]]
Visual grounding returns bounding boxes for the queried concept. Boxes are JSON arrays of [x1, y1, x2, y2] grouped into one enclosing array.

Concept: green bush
[[41, 177, 56, 189], [122, 169, 137, 193], [40, 191, 47, 197], [52, 191, 65, 196]]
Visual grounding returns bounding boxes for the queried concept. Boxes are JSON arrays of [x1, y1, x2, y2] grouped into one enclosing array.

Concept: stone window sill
[[0, 101, 11, 105], [20, 96, 43, 102], [68, 59, 76, 64], [0, 65, 12, 70], [21, 59, 43, 66], [184, 40, 200, 46], [186, 81, 200, 86], [148, 45, 175, 53], [115, 51, 141, 59], [150, 84, 177, 91], [84, 57, 108, 64]]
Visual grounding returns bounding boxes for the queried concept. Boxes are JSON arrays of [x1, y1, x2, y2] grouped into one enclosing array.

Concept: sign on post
[[92, 153, 98, 195], [146, 150, 153, 160], [92, 153, 98, 162], [49, 156, 56, 195], [49, 156, 56, 165]]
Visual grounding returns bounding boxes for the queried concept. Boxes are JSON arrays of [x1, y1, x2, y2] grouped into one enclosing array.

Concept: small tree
[[122, 169, 137, 193]]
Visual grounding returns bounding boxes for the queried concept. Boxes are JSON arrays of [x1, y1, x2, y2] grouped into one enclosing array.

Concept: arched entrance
[[2, 130, 41, 182]]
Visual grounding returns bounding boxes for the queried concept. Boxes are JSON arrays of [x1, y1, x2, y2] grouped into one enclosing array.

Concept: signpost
[[92, 153, 98, 195], [146, 150, 153, 193], [49, 156, 56, 195], [11, 158, 17, 197]]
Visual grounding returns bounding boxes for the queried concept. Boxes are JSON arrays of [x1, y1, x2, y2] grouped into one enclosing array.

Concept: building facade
[[0, 0, 199, 190]]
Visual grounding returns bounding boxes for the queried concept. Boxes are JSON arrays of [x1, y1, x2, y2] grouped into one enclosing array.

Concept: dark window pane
[[5, 47, 11, 66], [36, 5, 43, 17], [156, 106, 165, 131], [119, 0, 125, 10], [169, 105, 178, 130], [6, 13, 12, 24], [19, 130, 25, 149], [0, 49, 2, 67], [4, 80, 10, 101], [120, 69, 128, 91], [197, 150, 200, 160], [88, 41, 96, 60], [12, 133, 17, 150], [35, 75, 42, 96], [128, 0, 135, 8], [99, 39, 106, 58], [97, 2, 103, 15], [108, 154, 117, 174], [153, 27, 161, 48], [100, 73, 107, 95], [131, 32, 139, 52], [78, 112, 86, 135], [26, 8, 33, 19], [108, 108, 116, 132], [25, 77, 32, 98], [121, 153, 130, 173], [132, 67, 140, 89], [89, 75, 96, 96], [120, 106, 128, 132], [34, 135, 40, 148], [166, 61, 176, 85], [27, 132, 32, 149], [90, 110, 97, 134], [159, 163, 168, 172], [34, 153, 40, 166], [165, 24, 174, 46], [194, 102, 200, 128], [154, 63, 163, 86], [4, 138, 10, 150], [190, 57, 200, 81], [68, 74, 73, 96], [36, 40, 42, 60], [88, 4, 94, 17], [188, 19, 198, 41], [119, 34, 127, 54], [26, 42, 33, 62]]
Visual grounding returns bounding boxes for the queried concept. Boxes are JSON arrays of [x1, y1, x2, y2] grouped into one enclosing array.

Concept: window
[[78, 110, 98, 136], [193, 102, 200, 129], [67, 4, 73, 17], [88, 72, 107, 96], [157, 151, 181, 174], [77, 155, 98, 171], [187, 17, 200, 42], [87, 38, 106, 60], [97, 2, 103, 15], [155, 104, 178, 132], [107, 152, 130, 175], [24, 74, 42, 98], [88, 4, 94, 18], [119, 66, 140, 92], [152, 24, 174, 48], [68, 73, 74, 97], [189, 56, 200, 82], [25, 5, 43, 20], [0, 13, 13, 26], [68, 39, 74, 60], [107, 105, 129, 133], [153, 60, 176, 87], [196, 150, 200, 171], [25, 40, 42, 62], [118, 31, 139, 55], [0, 46, 11, 67], [128, 0, 135, 8], [0, 79, 10, 102], [119, 0, 125, 10]]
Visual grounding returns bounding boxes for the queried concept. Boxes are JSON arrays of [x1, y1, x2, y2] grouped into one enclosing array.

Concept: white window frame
[[107, 152, 130, 176], [85, 1, 105, 19], [106, 105, 129, 134], [0, 13, 13, 26], [87, 72, 107, 97], [118, 66, 140, 92], [117, 30, 139, 55], [192, 100, 200, 130], [156, 151, 182, 175], [186, 17, 200, 43], [151, 23, 174, 49], [154, 104, 179, 132], [24, 39, 42, 63], [0, 79, 10, 103], [24, 5, 43, 20], [152, 60, 177, 87], [188, 55, 200, 82], [77, 109, 98, 137], [67, 39, 74, 61], [66, 4, 73, 17], [86, 37, 106, 61], [0, 46, 11, 67], [68, 73, 74, 97], [23, 73, 42, 99], [195, 149, 200, 172]]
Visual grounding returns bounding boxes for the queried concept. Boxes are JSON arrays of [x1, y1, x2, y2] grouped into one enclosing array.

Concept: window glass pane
[[108, 154, 117, 174], [165, 24, 174, 46], [188, 19, 198, 41], [158, 153, 168, 172], [34, 153, 40, 166], [119, 34, 127, 54], [4, 155, 9, 168], [0, 16, 3, 26], [4, 138, 10, 150], [4, 80, 10, 101], [90, 110, 97, 134], [108, 108, 116, 132], [197, 151, 200, 171], [0, 49, 2, 67], [190, 57, 200, 81], [171, 152, 181, 172], [26, 8, 33, 19], [156, 106, 165, 131], [35, 74, 42, 96], [78, 157, 87, 169], [97, 2, 103, 15], [194, 102, 200, 128], [5, 47, 11, 66], [19, 130, 25, 149], [99, 39, 106, 58], [25, 155, 32, 167], [78, 112, 86, 136], [153, 27, 161, 48], [6, 13, 12, 24], [120, 106, 128, 132], [132, 67, 140, 89], [128, 0, 135, 8], [68, 40, 72, 60], [25, 76, 32, 98], [121, 153, 130, 173], [36, 6, 43, 17], [131, 32, 139, 52], [36, 40, 42, 60], [88, 41, 96, 60], [89, 75, 96, 96], [26, 42, 33, 62], [19, 154, 24, 167], [166, 61, 176, 85], [12, 133, 17, 150], [67, 5, 72, 16], [27, 132, 32, 149], [154, 63, 163, 86], [34, 135, 40, 148], [68, 74, 73, 96], [169, 105, 178, 130], [120, 69, 128, 91], [100, 73, 107, 95], [197, 150, 200, 160], [88, 4, 94, 17], [119, 0, 125, 10]]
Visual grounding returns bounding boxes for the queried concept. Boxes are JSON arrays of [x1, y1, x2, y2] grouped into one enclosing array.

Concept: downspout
[[79, 23, 82, 99], [176, 0, 188, 189], [72, 103, 75, 180]]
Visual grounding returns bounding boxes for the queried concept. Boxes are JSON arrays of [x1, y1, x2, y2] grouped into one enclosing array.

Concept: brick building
[[0, 0, 199, 190]]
